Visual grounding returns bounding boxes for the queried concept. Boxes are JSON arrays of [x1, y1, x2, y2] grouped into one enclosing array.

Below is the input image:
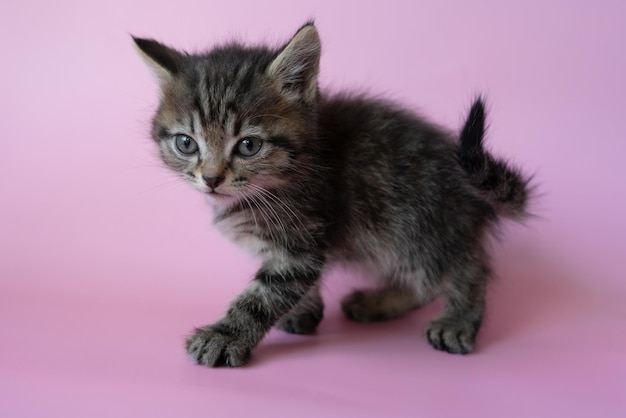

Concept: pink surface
[[1, 1, 625, 417]]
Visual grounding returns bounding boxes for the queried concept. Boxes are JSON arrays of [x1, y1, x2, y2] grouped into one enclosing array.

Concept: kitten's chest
[[213, 209, 272, 256]]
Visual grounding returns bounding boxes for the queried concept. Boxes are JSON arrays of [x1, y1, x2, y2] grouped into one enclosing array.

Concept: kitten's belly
[[328, 230, 434, 297]]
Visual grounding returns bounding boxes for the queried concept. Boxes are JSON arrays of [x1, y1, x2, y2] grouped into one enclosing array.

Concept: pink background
[[1, 0, 625, 417]]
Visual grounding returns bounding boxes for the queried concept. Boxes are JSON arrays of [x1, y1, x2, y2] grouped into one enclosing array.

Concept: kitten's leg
[[185, 257, 322, 367], [425, 260, 489, 355], [275, 282, 324, 335], [341, 287, 421, 322]]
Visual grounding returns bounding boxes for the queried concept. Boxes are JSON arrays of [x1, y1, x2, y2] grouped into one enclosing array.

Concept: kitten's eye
[[174, 134, 198, 154], [236, 137, 263, 157]]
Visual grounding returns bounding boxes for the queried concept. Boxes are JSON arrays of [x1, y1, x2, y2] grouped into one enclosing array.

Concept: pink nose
[[203, 176, 224, 189]]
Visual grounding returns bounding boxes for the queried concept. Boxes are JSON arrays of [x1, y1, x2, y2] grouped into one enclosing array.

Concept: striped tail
[[457, 98, 531, 219]]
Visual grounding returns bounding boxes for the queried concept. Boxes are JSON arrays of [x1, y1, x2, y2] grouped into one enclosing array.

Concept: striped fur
[[135, 23, 531, 367]]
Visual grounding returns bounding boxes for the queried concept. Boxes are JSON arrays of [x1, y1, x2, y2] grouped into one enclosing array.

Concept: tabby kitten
[[134, 23, 530, 367]]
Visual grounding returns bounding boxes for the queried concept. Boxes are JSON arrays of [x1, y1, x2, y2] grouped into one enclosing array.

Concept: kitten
[[134, 22, 530, 367]]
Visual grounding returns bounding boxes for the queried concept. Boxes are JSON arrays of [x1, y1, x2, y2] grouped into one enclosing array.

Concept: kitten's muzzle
[[203, 175, 225, 190]]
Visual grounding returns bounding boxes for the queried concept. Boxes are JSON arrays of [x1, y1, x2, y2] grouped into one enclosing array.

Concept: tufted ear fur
[[133, 36, 185, 86], [266, 23, 321, 105]]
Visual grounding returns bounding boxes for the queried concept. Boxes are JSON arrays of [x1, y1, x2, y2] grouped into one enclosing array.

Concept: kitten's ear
[[267, 24, 321, 105], [133, 36, 184, 85]]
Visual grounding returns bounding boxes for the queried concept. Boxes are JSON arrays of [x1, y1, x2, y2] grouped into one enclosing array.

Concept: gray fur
[[134, 23, 531, 367]]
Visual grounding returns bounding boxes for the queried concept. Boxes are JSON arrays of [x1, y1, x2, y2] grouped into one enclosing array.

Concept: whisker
[[247, 183, 315, 244], [248, 190, 285, 249], [247, 113, 288, 122], [249, 188, 290, 250], [137, 177, 187, 195]]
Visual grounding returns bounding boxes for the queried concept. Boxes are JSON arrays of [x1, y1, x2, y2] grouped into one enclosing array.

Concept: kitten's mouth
[[207, 190, 227, 197], [205, 189, 237, 208], [206, 189, 233, 201]]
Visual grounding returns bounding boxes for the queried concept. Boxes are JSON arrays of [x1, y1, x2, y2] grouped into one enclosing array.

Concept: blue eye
[[236, 137, 263, 157], [174, 134, 198, 154]]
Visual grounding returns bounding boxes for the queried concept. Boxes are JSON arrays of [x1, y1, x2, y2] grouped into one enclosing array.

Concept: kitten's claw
[[425, 319, 476, 354], [185, 326, 251, 367]]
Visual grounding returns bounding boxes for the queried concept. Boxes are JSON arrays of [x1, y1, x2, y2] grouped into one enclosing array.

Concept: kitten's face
[[135, 25, 321, 209], [153, 72, 303, 207]]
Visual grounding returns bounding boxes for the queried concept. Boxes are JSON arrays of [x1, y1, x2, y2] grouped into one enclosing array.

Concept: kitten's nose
[[203, 175, 224, 190]]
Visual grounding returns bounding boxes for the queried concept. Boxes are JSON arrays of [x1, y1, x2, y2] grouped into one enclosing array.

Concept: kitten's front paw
[[185, 326, 252, 367], [426, 319, 476, 355]]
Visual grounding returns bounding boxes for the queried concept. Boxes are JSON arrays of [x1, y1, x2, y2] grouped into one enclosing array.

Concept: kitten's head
[[134, 24, 321, 207]]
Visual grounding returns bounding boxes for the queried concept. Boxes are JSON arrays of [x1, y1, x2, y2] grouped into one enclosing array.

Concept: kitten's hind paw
[[185, 325, 252, 367], [276, 311, 323, 335], [341, 288, 421, 322], [426, 319, 476, 355]]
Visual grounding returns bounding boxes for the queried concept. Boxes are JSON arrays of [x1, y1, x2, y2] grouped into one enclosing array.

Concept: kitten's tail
[[457, 98, 531, 219]]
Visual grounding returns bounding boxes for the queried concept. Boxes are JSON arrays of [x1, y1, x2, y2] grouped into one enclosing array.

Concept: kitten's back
[[318, 94, 496, 281]]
